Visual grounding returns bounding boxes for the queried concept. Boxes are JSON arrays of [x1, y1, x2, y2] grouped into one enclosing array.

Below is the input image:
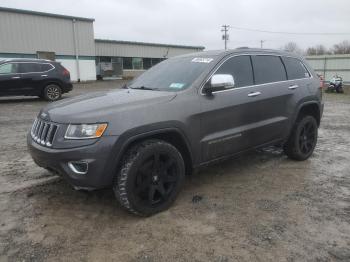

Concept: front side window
[[282, 57, 310, 80], [0, 63, 18, 74], [215, 55, 254, 88], [252, 55, 287, 84]]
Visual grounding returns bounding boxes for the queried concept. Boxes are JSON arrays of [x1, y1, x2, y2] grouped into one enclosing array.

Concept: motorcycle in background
[[326, 75, 344, 93]]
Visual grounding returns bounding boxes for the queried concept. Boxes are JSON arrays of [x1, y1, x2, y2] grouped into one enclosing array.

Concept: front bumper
[[27, 134, 119, 189]]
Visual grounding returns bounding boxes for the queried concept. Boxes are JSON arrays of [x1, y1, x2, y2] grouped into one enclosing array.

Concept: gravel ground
[[0, 81, 349, 262]]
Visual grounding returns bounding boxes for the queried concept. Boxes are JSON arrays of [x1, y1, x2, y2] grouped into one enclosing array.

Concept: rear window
[[251, 55, 287, 84], [282, 57, 310, 79]]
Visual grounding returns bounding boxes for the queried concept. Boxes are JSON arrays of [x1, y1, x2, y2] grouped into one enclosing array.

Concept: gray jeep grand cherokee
[[28, 48, 323, 216]]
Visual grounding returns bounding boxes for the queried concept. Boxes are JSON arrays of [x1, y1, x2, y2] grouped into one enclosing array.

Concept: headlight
[[64, 123, 108, 139]]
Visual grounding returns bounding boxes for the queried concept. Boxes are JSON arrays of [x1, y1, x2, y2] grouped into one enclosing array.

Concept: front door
[[199, 55, 259, 162], [0, 63, 21, 95]]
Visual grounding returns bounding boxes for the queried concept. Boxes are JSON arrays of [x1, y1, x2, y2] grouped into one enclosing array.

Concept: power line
[[229, 25, 350, 36]]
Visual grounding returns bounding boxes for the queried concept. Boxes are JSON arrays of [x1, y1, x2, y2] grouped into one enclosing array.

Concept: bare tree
[[283, 42, 303, 55], [306, 45, 327, 55], [332, 40, 350, 54]]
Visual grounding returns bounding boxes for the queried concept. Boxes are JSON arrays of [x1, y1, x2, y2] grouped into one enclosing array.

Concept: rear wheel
[[114, 139, 185, 216], [284, 115, 318, 161], [43, 84, 62, 101]]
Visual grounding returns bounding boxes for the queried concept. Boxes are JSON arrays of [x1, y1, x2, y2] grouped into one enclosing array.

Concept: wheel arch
[[294, 101, 321, 126], [41, 81, 63, 93], [114, 128, 194, 176]]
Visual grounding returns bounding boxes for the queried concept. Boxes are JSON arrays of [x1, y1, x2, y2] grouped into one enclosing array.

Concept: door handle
[[41, 75, 48, 77], [248, 91, 261, 97], [288, 85, 299, 90], [12, 76, 20, 79]]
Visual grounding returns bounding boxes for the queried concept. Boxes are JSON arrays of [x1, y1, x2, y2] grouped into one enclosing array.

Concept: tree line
[[283, 40, 350, 56]]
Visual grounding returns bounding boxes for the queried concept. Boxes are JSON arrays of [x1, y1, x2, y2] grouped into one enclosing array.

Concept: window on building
[[251, 55, 287, 84], [99, 57, 111, 63], [215, 55, 254, 88], [123, 57, 132, 69], [143, 58, 152, 70], [111, 57, 122, 64], [37, 51, 55, 61], [282, 57, 310, 80], [151, 58, 161, 66], [132, 58, 143, 70]]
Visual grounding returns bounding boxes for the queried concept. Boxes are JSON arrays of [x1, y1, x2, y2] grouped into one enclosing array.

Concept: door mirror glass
[[204, 74, 235, 94]]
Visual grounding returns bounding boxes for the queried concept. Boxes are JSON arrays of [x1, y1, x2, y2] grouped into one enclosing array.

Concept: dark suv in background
[[0, 58, 72, 101], [28, 49, 323, 216]]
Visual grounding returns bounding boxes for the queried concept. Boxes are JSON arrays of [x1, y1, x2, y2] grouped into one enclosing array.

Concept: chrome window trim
[[199, 53, 313, 95], [0, 61, 55, 75]]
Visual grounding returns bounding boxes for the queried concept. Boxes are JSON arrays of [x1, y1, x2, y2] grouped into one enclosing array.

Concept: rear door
[[0, 62, 21, 95], [281, 56, 313, 105], [18, 62, 50, 95]]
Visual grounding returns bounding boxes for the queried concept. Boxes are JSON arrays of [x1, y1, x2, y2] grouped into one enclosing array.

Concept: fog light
[[68, 161, 88, 175]]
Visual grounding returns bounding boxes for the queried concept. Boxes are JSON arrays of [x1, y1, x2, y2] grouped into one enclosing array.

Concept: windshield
[[128, 56, 215, 91]]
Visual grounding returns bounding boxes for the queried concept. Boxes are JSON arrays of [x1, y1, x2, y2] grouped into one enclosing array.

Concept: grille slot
[[31, 118, 58, 147]]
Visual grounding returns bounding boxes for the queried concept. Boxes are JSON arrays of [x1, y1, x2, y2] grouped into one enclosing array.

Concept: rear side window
[[18, 63, 42, 73], [39, 63, 54, 72], [251, 55, 287, 84], [0, 63, 19, 74], [215, 55, 254, 87], [282, 57, 310, 79]]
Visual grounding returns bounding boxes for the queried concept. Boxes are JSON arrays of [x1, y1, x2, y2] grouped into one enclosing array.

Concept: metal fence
[[306, 54, 350, 84]]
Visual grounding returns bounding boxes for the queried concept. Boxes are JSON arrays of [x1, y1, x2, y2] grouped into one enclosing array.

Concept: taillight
[[62, 68, 70, 77]]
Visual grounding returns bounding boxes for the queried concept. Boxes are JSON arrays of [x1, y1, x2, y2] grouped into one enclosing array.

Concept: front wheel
[[114, 139, 185, 216], [284, 115, 318, 161], [43, 84, 62, 101]]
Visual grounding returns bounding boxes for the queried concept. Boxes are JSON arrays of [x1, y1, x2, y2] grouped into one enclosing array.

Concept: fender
[[289, 100, 322, 135], [104, 124, 194, 183]]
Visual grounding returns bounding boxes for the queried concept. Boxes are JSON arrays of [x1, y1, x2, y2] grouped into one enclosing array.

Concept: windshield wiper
[[130, 86, 158, 91]]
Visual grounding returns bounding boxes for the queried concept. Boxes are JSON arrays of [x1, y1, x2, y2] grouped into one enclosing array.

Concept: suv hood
[[41, 89, 177, 123]]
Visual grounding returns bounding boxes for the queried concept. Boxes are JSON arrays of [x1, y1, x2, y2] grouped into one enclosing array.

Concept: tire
[[114, 139, 185, 216], [43, 84, 62, 101], [283, 115, 318, 161]]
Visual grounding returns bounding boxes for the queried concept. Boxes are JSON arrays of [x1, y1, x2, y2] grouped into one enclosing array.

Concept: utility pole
[[221, 25, 230, 50], [260, 40, 265, 49]]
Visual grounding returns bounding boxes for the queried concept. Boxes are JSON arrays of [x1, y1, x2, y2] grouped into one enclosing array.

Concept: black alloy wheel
[[284, 115, 318, 161], [114, 140, 185, 216]]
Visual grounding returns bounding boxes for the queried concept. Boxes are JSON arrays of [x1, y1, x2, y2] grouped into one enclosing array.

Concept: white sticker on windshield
[[191, 57, 213, 63], [169, 83, 185, 89]]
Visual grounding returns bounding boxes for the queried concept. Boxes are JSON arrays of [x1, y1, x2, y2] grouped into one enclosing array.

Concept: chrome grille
[[30, 118, 58, 147]]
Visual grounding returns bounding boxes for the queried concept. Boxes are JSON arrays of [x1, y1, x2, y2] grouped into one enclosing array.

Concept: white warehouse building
[[0, 7, 205, 81]]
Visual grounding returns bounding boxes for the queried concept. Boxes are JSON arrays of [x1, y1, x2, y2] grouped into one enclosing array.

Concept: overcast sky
[[0, 0, 349, 50]]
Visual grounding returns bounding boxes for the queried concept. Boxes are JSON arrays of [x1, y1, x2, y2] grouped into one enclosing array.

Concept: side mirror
[[203, 74, 235, 95]]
